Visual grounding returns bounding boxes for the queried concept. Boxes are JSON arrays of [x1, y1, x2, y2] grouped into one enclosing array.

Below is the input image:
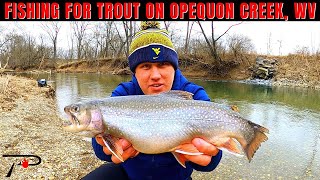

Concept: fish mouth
[[62, 108, 92, 133], [63, 112, 80, 127]]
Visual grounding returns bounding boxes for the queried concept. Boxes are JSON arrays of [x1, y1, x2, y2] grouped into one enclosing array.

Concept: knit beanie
[[128, 21, 179, 72]]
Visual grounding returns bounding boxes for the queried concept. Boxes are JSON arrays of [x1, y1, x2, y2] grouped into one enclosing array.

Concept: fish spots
[[69, 92, 268, 160]]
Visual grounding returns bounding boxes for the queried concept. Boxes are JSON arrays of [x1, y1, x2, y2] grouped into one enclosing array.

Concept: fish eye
[[72, 105, 80, 112]]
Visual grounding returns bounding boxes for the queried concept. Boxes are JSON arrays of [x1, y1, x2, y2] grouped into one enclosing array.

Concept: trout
[[63, 90, 268, 167]]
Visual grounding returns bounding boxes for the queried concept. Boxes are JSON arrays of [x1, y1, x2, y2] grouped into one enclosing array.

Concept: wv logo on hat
[[152, 48, 160, 55], [150, 45, 163, 60]]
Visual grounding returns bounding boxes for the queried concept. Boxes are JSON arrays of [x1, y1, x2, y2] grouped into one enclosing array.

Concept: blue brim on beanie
[[128, 43, 178, 72]]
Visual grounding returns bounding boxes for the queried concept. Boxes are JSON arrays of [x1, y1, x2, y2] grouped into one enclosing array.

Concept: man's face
[[135, 62, 175, 95]]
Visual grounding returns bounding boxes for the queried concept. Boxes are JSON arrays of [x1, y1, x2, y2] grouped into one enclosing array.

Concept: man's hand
[[96, 137, 139, 164], [96, 137, 218, 166], [180, 138, 219, 166]]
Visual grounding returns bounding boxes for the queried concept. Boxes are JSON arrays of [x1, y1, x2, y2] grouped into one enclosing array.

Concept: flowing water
[[22, 72, 320, 179]]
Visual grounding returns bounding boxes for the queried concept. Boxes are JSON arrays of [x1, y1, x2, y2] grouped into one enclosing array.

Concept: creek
[[22, 72, 320, 179]]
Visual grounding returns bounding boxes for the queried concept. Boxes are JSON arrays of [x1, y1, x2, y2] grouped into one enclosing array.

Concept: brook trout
[[63, 90, 268, 167]]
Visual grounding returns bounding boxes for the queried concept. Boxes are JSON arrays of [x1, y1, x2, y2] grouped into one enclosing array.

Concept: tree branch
[[215, 22, 243, 42]]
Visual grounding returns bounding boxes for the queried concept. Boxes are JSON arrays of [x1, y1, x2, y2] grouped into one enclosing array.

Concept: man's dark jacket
[[91, 69, 222, 180]]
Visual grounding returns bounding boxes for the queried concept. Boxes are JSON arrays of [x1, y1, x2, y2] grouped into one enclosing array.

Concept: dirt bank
[[54, 55, 320, 89], [0, 75, 103, 179]]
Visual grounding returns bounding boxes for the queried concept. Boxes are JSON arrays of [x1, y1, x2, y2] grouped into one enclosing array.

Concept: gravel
[[0, 75, 103, 179]]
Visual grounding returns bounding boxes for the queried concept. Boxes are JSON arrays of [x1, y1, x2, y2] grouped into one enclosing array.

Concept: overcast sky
[[1, 21, 319, 56], [189, 21, 320, 55]]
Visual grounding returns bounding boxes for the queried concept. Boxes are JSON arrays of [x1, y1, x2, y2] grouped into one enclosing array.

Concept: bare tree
[[197, 21, 243, 63], [82, 39, 95, 59], [227, 34, 254, 61], [113, 21, 136, 58], [72, 22, 90, 60], [0, 27, 13, 69], [4, 33, 41, 69], [197, 21, 220, 63], [40, 22, 61, 60], [184, 21, 195, 54], [102, 21, 115, 58], [163, 21, 179, 42], [113, 22, 126, 58], [91, 22, 103, 59], [65, 26, 75, 61], [1, 56, 9, 69], [123, 21, 134, 57]]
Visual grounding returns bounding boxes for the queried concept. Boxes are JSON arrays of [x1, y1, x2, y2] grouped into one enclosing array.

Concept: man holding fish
[[83, 21, 222, 179], [62, 21, 268, 179]]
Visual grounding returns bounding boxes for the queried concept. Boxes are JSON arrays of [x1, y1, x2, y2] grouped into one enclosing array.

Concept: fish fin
[[220, 138, 242, 155], [171, 152, 187, 168], [213, 138, 244, 157], [230, 105, 240, 112], [160, 90, 194, 100], [219, 147, 244, 157], [99, 134, 124, 162], [245, 122, 269, 162], [173, 144, 203, 155]]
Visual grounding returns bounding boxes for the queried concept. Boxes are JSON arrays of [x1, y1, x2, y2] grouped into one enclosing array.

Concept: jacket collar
[[131, 69, 188, 95]]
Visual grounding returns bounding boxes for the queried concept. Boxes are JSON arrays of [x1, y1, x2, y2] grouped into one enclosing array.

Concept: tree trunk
[[197, 21, 221, 63], [184, 21, 194, 54]]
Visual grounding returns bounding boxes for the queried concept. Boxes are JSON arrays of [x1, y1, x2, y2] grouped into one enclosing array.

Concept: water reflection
[[208, 103, 320, 179], [192, 79, 320, 112], [18, 72, 320, 179], [54, 73, 131, 116]]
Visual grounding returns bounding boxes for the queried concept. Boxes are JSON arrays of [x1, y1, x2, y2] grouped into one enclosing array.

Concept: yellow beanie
[[128, 21, 178, 72]]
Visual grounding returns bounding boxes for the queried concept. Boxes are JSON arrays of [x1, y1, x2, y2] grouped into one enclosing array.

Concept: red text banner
[[0, 0, 319, 21]]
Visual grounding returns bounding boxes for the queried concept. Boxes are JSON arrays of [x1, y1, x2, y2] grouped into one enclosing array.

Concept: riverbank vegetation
[[0, 21, 319, 88]]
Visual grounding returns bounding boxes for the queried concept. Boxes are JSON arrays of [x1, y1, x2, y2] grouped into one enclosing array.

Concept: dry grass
[[275, 54, 320, 86], [0, 75, 10, 94]]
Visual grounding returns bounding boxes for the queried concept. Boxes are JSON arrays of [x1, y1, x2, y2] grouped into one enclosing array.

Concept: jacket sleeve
[[91, 83, 130, 162], [185, 84, 223, 172]]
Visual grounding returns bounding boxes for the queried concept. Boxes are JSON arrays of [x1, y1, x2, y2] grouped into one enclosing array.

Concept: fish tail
[[245, 121, 269, 162]]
